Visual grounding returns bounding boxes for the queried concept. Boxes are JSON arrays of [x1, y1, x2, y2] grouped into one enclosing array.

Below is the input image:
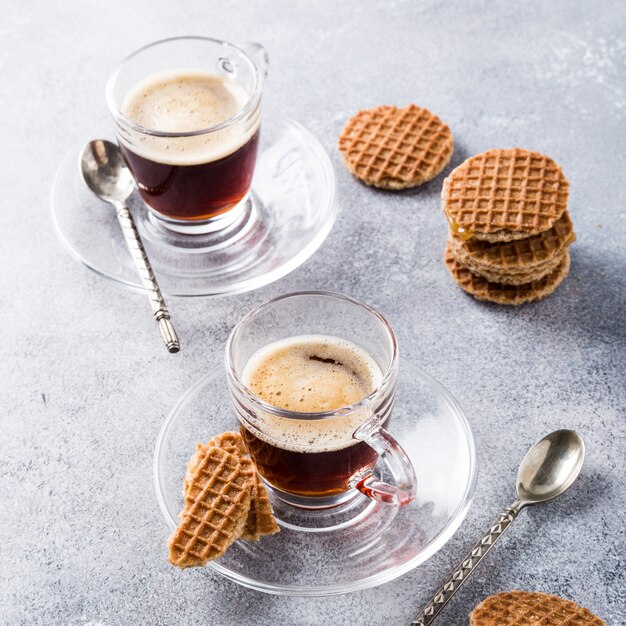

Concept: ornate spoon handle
[[115, 203, 180, 353], [412, 504, 521, 625]]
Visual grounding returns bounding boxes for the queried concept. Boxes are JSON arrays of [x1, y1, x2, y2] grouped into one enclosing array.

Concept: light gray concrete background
[[2, 1, 625, 624]]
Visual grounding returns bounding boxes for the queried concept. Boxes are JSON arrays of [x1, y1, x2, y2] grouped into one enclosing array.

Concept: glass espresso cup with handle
[[106, 36, 268, 234], [226, 291, 417, 510]]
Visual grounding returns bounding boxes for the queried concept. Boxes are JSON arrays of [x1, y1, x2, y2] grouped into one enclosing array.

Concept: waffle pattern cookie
[[442, 148, 569, 242], [169, 446, 254, 568], [338, 104, 453, 189], [177, 430, 279, 564], [470, 591, 605, 625], [448, 211, 575, 282], [241, 471, 280, 541], [445, 245, 570, 305], [454, 251, 566, 286]]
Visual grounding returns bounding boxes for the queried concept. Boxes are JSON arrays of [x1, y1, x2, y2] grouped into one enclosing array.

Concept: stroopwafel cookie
[[447, 210, 575, 284], [241, 471, 280, 541], [338, 104, 453, 189], [445, 244, 570, 305], [169, 446, 254, 568], [442, 148, 569, 242], [470, 591, 605, 625], [450, 249, 566, 285]]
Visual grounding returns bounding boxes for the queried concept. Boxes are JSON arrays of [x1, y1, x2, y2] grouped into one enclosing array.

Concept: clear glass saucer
[[154, 358, 478, 596], [51, 116, 337, 297]]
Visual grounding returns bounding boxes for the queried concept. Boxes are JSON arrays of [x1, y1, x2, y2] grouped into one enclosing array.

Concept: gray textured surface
[[2, 1, 625, 624]]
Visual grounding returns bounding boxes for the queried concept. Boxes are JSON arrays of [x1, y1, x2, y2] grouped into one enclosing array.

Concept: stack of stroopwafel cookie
[[442, 148, 574, 305]]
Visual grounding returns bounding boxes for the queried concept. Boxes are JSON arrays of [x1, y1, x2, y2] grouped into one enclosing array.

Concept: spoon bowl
[[516, 429, 585, 505], [80, 140, 135, 204]]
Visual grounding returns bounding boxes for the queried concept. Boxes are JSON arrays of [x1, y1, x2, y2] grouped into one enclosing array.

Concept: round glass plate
[[51, 116, 337, 297], [154, 358, 478, 596]]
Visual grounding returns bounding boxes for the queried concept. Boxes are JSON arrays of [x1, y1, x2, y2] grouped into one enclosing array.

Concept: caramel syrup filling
[[447, 215, 474, 240]]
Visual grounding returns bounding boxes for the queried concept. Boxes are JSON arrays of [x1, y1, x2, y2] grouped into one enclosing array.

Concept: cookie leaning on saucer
[[445, 245, 570, 305], [168, 446, 254, 568], [442, 148, 569, 242], [338, 104, 453, 189], [470, 590, 605, 625]]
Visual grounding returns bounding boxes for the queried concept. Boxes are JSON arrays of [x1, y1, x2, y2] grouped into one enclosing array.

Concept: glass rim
[[105, 35, 264, 138], [225, 290, 399, 421]]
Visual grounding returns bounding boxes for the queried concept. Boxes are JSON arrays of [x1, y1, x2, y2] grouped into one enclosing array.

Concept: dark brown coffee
[[240, 426, 381, 497], [119, 70, 260, 222], [119, 131, 259, 221], [240, 335, 384, 497]]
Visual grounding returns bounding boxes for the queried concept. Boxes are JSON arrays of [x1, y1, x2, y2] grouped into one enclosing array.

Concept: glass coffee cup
[[226, 291, 417, 510], [106, 36, 268, 234]]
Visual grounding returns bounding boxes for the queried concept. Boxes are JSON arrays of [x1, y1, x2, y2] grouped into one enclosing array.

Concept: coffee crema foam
[[120, 70, 258, 166], [241, 335, 384, 452]]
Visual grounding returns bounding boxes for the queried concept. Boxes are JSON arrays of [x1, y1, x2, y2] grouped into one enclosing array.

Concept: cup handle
[[240, 41, 270, 80], [352, 420, 417, 506]]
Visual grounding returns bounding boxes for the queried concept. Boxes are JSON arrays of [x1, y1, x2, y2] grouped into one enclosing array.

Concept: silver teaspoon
[[80, 140, 180, 353], [412, 429, 585, 625]]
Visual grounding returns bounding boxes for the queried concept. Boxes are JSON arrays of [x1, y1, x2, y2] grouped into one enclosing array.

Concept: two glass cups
[[107, 39, 417, 509]]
